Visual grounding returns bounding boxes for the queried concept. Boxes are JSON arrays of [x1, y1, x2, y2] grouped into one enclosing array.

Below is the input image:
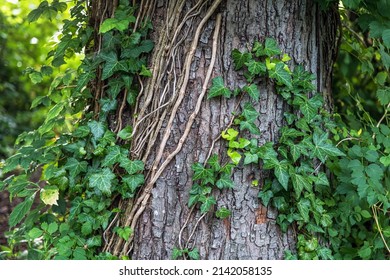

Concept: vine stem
[[371, 205, 390, 254], [117, 2, 222, 256], [372, 101, 390, 139]]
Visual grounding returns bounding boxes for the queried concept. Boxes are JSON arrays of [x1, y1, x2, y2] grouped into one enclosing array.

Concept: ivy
[[2, 0, 390, 261], [199, 36, 390, 260], [1, 1, 152, 260]]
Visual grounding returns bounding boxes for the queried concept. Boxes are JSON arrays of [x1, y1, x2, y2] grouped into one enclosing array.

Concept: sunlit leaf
[[41, 187, 59, 206]]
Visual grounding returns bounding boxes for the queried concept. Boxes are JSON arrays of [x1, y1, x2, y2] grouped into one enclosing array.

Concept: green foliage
[[207, 77, 232, 99], [1, 2, 152, 259], [189, 155, 234, 214], [172, 247, 199, 260], [115, 226, 133, 242], [205, 37, 390, 260], [2, 0, 390, 261], [0, 1, 71, 158]]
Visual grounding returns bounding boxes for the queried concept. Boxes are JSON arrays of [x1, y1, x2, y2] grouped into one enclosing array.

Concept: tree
[[98, 0, 339, 259], [3, 0, 389, 260]]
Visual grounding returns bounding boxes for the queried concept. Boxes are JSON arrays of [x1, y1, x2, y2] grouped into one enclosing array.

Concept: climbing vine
[[178, 36, 389, 260], [1, 0, 389, 260], [1, 0, 152, 259]]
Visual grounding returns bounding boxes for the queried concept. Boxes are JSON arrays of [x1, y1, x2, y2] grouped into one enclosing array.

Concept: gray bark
[[112, 0, 339, 260]]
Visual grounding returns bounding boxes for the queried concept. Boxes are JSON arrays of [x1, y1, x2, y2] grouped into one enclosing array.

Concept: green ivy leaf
[[245, 60, 266, 75], [200, 196, 216, 213], [274, 160, 290, 190], [216, 173, 234, 189], [188, 248, 200, 260], [294, 96, 317, 120], [258, 190, 273, 207], [122, 174, 145, 193], [360, 210, 372, 219], [376, 87, 390, 106], [9, 194, 35, 227], [227, 149, 242, 165], [140, 65, 152, 77], [73, 247, 87, 260], [188, 193, 200, 208], [52, 34, 78, 67], [239, 121, 260, 135], [342, 0, 362, 9], [207, 154, 220, 172], [264, 38, 282, 57], [221, 128, 239, 141], [86, 236, 102, 248], [172, 248, 183, 260], [7, 175, 29, 198], [100, 51, 128, 80], [116, 226, 133, 241], [241, 102, 259, 121], [73, 125, 90, 138], [122, 40, 154, 59], [252, 41, 265, 56], [231, 49, 252, 70], [379, 155, 390, 166], [243, 84, 260, 101], [64, 158, 88, 178], [89, 168, 116, 196], [382, 29, 390, 48], [291, 173, 312, 198], [120, 159, 144, 175], [215, 207, 231, 219], [27, 7, 44, 23], [102, 146, 125, 167], [29, 72, 43, 84], [287, 141, 301, 162], [192, 163, 215, 184], [99, 17, 134, 33], [312, 131, 345, 162], [244, 152, 258, 165], [268, 62, 292, 87], [47, 222, 58, 235], [280, 127, 304, 142], [297, 198, 310, 222], [379, 45, 390, 70], [207, 77, 232, 99], [365, 163, 383, 180], [81, 220, 93, 235], [88, 120, 105, 141], [314, 172, 330, 186]]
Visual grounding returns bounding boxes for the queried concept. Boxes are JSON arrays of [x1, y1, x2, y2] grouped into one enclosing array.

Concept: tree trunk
[[102, 0, 339, 259]]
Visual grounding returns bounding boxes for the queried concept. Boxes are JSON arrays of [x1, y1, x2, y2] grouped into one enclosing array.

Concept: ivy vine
[[1, 0, 389, 261], [1, 1, 152, 260], [182, 37, 389, 260]]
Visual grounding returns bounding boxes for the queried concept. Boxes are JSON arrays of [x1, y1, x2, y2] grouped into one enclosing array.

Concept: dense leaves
[[1, 0, 390, 261], [0, 1, 151, 260], [207, 36, 390, 260]]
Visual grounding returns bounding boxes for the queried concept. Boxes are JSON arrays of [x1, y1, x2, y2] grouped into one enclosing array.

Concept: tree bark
[[103, 0, 339, 259]]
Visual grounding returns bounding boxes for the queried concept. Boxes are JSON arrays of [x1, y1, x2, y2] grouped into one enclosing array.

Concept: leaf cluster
[[189, 155, 234, 215], [1, 2, 152, 260]]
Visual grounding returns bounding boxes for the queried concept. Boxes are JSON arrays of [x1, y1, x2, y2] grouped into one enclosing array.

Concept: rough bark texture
[[106, 0, 339, 259]]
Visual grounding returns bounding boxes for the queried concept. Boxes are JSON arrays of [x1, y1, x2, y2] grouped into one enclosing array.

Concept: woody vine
[[1, 0, 390, 260]]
